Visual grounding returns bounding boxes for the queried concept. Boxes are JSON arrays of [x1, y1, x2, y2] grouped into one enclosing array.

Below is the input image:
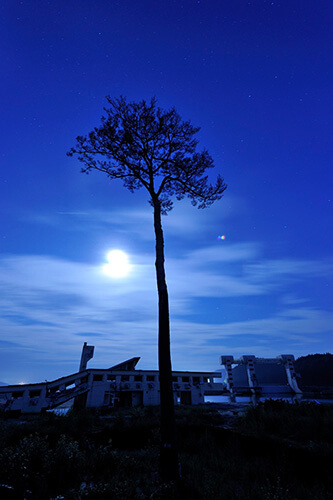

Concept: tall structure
[[79, 342, 94, 371]]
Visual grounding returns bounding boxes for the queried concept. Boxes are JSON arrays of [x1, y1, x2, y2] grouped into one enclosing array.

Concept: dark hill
[[295, 353, 333, 388]]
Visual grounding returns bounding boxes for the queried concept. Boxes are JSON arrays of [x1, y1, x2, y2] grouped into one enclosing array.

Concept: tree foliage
[[68, 96, 227, 211], [295, 353, 333, 387]]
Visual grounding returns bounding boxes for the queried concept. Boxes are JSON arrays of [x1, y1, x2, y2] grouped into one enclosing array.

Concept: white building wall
[[0, 368, 221, 413]]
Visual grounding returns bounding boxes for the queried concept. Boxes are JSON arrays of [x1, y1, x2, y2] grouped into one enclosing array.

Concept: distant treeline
[[295, 353, 333, 388]]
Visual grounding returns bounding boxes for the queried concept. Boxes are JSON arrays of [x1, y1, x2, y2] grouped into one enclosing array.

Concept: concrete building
[[220, 354, 302, 394], [0, 346, 302, 414], [0, 344, 223, 414]]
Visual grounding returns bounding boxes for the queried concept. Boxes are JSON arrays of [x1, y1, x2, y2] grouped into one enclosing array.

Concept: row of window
[[93, 374, 212, 383], [6, 375, 214, 399], [11, 389, 40, 399]]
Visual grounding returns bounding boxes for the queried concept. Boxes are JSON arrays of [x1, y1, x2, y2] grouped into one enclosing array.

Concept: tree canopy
[[68, 96, 227, 212]]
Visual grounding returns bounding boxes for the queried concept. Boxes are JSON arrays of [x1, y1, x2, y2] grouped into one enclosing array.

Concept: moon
[[103, 249, 131, 278]]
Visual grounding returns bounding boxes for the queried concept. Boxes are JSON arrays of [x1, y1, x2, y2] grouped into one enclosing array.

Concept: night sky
[[1, 0, 332, 384]]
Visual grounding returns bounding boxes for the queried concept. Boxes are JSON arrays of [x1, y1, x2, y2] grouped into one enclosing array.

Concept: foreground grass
[[0, 402, 332, 499]]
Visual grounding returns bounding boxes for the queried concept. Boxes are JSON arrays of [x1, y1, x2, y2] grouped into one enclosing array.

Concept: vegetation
[[295, 353, 333, 389], [0, 402, 333, 499], [68, 96, 226, 479]]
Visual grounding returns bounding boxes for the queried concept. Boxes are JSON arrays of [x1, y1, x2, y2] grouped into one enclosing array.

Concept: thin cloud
[[184, 243, 260, 264], [245, 259, 333, 281], [0, 247, 332, 379], [24, 194, 242, 241]]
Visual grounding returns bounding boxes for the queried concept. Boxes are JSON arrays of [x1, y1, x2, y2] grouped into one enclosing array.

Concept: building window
[[134, 375, 142, 382], [203, 377, 209, 383], [146, 375, 155, 382], [182, 376, 190, 383], [12, 391, 24, 399], [172, 376, 178, 382], [193, 376, 200, 384], [29, 390, 41, 398], [93, 374, 104, 382], [121, 375, 130, 382], [107, 374, 116, 381], [103, 392, 111, 405]]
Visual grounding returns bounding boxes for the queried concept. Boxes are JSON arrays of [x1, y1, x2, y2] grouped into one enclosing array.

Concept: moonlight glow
[[103, 250, 131, 278]]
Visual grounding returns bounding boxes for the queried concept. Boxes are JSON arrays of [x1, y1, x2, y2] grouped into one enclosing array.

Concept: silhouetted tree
[[295, 353, 333, 388], [68, 96, 227, 480]]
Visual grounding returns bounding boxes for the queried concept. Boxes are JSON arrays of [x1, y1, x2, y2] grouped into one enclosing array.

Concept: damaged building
[[0, 343, 223, 414]]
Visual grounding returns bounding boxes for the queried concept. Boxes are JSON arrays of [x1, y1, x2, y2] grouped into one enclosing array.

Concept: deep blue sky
[[1, 0, 332, 384]]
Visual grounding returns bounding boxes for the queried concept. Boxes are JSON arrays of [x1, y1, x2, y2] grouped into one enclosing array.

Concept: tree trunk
[[153, 199, 179, 481]]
